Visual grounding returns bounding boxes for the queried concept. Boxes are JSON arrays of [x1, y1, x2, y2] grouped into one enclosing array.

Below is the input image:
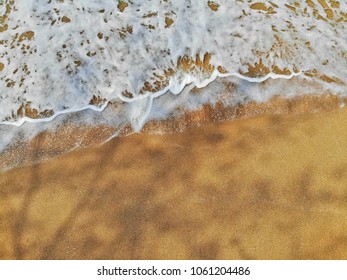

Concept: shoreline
[[0, 93, 345, 172], [0, 69, 303, 127], [0, 95, 346, 259]]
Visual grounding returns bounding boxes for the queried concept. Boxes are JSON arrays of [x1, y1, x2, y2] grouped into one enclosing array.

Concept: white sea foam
[[0, 0, 346, 153], [0, 73, 335, 172]]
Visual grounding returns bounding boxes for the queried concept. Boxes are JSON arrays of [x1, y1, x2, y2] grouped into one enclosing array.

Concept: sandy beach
[[1, 100, 346, 260]]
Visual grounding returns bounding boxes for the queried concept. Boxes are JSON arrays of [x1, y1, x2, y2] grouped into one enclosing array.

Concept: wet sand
[[0, 105, 347, 259]]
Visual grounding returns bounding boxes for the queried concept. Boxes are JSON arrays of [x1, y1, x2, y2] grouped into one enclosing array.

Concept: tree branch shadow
[[38, 140, 121, 259], [12, 137, 43, 260]]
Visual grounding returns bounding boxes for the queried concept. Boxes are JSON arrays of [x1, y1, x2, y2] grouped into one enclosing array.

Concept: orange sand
[[0, 103, 347, 259]]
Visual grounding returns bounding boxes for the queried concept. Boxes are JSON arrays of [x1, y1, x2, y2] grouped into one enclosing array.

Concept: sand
[[0, 104, 347, 260]]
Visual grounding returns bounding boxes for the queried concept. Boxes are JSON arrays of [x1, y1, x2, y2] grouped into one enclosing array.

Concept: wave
[[1, 0, 346, 126], [0, 73, 345, 172], [1, 69, 302, 128], [0, 0, 347, 171]]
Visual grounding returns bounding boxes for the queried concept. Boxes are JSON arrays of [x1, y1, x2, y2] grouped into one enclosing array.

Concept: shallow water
[[1, 0, 346, 124], [0, 0, 347, 169]]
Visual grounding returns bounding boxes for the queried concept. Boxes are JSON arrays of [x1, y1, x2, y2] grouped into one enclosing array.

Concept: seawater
[[0, 0, 347, 167]]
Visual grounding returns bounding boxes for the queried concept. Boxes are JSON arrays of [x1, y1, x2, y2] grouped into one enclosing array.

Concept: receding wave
[[1, 0, 346, 123], [0, 0, 346, 169]]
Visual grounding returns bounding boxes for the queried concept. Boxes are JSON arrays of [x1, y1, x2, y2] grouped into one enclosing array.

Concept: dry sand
[[0, 102, 347, 260]]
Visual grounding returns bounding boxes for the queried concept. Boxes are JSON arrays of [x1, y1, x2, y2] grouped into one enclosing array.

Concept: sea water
[[0, 0, 346, 168]]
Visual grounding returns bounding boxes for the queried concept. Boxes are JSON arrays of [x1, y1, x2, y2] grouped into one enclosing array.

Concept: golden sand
[[0, 99, 346, 259]]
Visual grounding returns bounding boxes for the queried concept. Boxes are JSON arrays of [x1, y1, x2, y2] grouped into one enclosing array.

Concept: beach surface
[[0, 104, 347, 259]]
